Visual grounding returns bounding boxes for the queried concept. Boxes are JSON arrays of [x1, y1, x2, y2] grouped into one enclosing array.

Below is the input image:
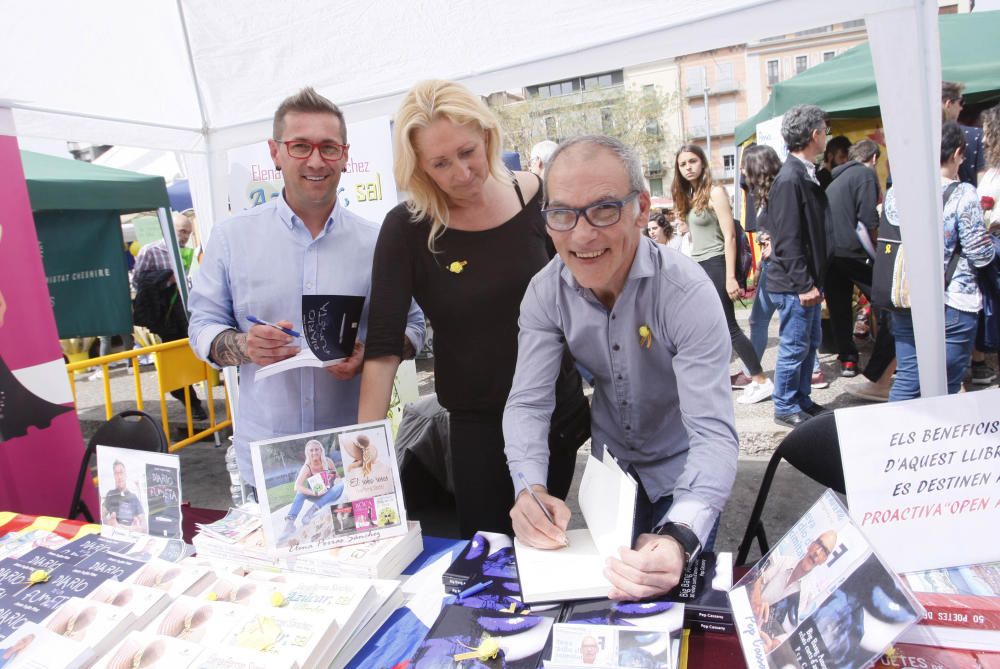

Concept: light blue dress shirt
[[504, 237, 738, 545], [188, 195, 424, 485]]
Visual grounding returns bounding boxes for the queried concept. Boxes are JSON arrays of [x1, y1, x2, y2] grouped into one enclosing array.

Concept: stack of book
[[0, 531, 404, 669], [193, 520, 422, 580], [892, 560, 1000, 657]]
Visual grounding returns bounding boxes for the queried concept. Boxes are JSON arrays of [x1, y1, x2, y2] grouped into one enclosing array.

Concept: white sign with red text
[[226, 114, 398, 224], [835, 389, 1000, 574]]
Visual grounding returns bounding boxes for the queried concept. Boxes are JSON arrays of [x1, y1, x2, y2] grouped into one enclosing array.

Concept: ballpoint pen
[[246, 315, 301, 338], [517, 472, 569, 546], [457, 579, 494, 600]]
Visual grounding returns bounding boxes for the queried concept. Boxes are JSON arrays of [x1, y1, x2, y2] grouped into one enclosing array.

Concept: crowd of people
[[181, 76, 998, 599]]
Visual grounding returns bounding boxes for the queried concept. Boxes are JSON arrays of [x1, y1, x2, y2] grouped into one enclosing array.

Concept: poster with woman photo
[[251, 419, 408, 556]]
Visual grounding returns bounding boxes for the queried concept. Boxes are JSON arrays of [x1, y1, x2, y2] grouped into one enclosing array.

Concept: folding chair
[[68, 410, 168, 522], [735, 412, 845, 566]]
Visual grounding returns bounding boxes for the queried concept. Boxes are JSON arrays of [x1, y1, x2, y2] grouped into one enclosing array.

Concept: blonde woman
[[672, 144, 772, 404], [359, 80, 588, 538], [279, 438, 344, 542]]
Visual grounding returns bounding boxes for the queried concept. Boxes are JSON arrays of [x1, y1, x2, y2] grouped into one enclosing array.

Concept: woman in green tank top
[[672, 144, 773, 405]]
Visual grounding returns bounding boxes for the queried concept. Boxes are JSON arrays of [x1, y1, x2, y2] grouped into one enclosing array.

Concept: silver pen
[[517, 472, 569, 546]]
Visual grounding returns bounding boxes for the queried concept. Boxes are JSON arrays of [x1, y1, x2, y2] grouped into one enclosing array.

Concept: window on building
[[645, 118, 660, 137], [545, 116, 557, 137], [689, 104, 708, 137], [723, 153, 736, 178], [582, 71, 621, 91], [823, 51, 836, 62], [687, 66, 705, 92], [648, 157, 662, 174], [601, 107, 614, 134], [715, 62, 734, 87], [841, 19, 864, 29], [795, 55, 808, 74], [717, 101, 736, 134], [766, 59, 780, 86], [642, 83, 655, 97], [648, 178, 664, 197]]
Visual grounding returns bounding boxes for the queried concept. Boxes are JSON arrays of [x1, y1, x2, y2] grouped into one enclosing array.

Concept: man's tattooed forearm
[[210, 329, 250, 367]]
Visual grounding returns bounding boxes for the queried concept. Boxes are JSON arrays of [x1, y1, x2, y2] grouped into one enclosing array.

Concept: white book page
[[255, 347, 338, 381], [579, 451, 636, 558], [514, 529, 610, 603]]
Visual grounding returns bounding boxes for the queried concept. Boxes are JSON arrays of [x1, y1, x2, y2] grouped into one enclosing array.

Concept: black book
[[411, 602, 560, 669], [442, 532, 514, 594], [563, 552, 734, 633]]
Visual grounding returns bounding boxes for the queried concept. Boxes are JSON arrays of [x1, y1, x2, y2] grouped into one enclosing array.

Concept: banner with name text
[[227, 115, 398, 225], [0, 108, 95, 517], [836, 389, 1000, 574]]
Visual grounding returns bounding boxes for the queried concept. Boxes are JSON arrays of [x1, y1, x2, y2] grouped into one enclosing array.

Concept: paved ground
[[68, 308, 993, 561]]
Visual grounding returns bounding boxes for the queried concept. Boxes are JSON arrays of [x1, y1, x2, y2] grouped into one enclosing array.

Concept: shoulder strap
[[944, 181, 964, 288], [512, 174, 526, 209]]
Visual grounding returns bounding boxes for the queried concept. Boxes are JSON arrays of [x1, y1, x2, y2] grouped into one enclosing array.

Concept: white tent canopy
[[1, 0, 951, 395]]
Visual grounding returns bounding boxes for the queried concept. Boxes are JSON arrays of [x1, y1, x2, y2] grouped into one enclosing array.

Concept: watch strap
[[653, 522, 701, 567]]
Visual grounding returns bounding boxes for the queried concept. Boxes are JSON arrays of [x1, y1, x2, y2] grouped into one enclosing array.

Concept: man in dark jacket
[[766, 105, 832, 428], [824, 139, 895, 388]]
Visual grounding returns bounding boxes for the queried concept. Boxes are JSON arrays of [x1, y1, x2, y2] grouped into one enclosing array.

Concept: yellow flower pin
[[639, 325, 653, 349], [453, 637, 500, 661], [448, 260, 468, 274], [270, 591, 286, 607], [28, 569, 50, 585], [206, 591, 219, 601]]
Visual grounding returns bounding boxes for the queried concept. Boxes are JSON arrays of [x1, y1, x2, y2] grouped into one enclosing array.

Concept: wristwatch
[[653, 521, 702, 568]]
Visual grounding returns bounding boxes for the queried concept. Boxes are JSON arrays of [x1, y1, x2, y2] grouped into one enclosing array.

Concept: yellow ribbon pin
[[453, 637, 500, 662], [448, 260, 468, 274], [639, 325, 653, 349]]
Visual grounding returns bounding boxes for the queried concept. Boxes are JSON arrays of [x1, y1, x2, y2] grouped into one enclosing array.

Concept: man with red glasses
[[188, 87, 423, 491]]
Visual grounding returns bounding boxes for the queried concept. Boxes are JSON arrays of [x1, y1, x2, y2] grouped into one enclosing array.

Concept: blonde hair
[[392, 79, 510, 251]]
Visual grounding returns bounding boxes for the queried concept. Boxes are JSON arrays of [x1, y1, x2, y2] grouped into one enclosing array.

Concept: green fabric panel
[[736, 12, 1000, 144], [21, 150, 169, 213], [36, 210, 133, 338]]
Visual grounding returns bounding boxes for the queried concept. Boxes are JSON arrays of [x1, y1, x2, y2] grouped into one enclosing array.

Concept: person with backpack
[[882, 121, 995, 400], [672, 144, 772, 405]]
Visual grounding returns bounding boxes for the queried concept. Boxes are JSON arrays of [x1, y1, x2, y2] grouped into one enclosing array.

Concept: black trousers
[[824, 256, 895, 380], [698, 255, 763, 376], [449, 410, 579, 539]]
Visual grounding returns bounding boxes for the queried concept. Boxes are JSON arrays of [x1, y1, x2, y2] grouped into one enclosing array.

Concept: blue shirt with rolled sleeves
[[187, 194, 424, 486], [503, 236, 738, 546]]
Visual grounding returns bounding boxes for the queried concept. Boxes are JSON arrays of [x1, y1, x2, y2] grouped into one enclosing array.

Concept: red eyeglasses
[[275, 140, 349, 162]]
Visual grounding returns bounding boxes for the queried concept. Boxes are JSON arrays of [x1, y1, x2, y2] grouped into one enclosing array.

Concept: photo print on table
[[250, 419, 408, 556]]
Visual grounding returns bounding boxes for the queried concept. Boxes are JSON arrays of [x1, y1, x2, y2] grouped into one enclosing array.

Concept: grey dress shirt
[[504, 237, 738, 545]]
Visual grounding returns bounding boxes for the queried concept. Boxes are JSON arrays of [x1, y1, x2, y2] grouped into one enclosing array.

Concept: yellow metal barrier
[[65, 339, 232, 453]]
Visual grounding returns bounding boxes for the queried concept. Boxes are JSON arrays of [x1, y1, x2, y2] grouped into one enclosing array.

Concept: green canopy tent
[[21, 150, 183, 339], [736, 11, 1000, 145]]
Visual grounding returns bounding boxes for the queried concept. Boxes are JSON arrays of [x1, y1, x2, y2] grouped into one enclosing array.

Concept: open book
[[514, 449, 637, 604], [255, 294, 365, 381]]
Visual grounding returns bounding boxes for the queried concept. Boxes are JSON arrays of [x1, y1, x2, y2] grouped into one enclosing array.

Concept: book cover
[[93, 630, 203, 669], [443, 532, 513, 593], [151, 596, 248, 644], [250, 420, 408, 557], [548, 621, 676, 668], [902, 560, 1000, 630], [729, 490, 924, 669], [42, 596, 136, 657], [196, 505, 263, 545], [190, 645, 300, 669], [126, 559, 217, 598], [96, 445, 184, 540], [668, 552, 734, 627], [868, 642, 1000, 669], [564, 598, 686, 637], [0, 560, 56, 640], [254, 294, 365, 381], [222, 607, 340, 668], [410, 604, 559, 669], [86, 579, 172, 630], [0, 529, 69, 561], [0, 621, 93, 669], [50, 534, 134, 562]]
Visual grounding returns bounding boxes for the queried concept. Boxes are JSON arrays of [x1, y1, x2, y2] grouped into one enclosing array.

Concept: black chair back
[[68, 410, 168, 521], [735, 412, 844, 566]]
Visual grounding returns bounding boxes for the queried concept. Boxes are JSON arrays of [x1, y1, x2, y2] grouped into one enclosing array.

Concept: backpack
[[872, 183, 961, 312], [734, 218, 753, 290]]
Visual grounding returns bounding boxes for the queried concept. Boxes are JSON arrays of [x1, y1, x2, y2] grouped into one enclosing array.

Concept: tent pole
[[867, 0, 947, 396]]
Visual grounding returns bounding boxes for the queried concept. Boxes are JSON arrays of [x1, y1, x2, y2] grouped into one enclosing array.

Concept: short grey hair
[[530, 140, 559, 165], [544, 135, 647, 203], [781, 105, 826, 152]]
